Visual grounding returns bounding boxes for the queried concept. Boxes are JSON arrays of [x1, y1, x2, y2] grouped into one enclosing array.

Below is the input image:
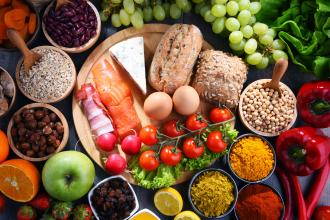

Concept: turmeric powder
[[229, 136, 274, 181]]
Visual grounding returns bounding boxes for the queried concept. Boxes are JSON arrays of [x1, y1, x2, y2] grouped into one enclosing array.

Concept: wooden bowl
[[42, 0, 101, 53], [15, 46, 76, 103], [238, 79, 297, 137], [0, 67, 16, 118], [7, 103, 69, 162], [0, 0, 40, 51]]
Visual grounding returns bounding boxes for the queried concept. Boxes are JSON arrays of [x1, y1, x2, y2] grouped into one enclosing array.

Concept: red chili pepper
[[297, 80, 330, 128], [276, 127, 330, 176], [306, 159, 330, 219], [290, 175, 307, 220], [276, 167, 293, 220]]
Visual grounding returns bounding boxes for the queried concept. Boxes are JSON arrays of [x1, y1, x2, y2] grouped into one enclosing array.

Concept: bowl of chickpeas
[[238, 79, 297, 137]]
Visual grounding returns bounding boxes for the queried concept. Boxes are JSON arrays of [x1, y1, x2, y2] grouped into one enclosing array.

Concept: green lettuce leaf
[[257, 0, 330, 79]]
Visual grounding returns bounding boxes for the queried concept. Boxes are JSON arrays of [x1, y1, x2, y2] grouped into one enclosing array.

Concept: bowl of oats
[[15, 46, 76, 103]]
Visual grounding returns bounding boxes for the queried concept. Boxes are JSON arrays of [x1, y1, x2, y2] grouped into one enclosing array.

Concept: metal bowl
[[227, 133, 276, 183], [234, 183, 285, 220], [0, 0, 40, 51], [188, 168, 238, 219]]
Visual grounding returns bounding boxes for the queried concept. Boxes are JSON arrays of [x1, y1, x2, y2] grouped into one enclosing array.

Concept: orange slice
[[0, 159, 40, 202]]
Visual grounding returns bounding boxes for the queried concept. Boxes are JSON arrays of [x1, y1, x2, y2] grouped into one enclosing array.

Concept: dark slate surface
[[0, 2, 329, 220]]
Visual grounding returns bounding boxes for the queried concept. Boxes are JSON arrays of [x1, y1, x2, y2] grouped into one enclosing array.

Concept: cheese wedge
[[110, 37, 147, 95]]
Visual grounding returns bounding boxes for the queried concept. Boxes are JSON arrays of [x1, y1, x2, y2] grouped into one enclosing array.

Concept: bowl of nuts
[[88, 176, 139, 220], [7, 103, 69, 162]]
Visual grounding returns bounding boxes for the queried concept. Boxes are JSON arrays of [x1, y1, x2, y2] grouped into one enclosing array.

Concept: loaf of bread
[[192, 50, 248, 109], [148, 24, 203, 94]]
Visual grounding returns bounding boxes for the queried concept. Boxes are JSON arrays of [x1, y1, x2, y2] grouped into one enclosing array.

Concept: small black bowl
[[234, 183, 285, 220], [227, 133, 276, 183], [0, 0, 40, 51], [188, 168, 238, 219]]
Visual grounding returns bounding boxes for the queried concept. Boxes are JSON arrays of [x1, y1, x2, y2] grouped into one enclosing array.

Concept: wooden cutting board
[[72, 24, 233, 185]]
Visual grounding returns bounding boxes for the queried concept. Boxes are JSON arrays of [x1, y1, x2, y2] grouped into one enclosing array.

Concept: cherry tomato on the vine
[[139, 125, 158, 145], [185, 114, 208, 131], [162, 119, 185, 137], [210, 107, 232, 123], [160, 146, 182, 166], [139, 150, 159, 171], [206, 131, 227, 153], [183, 137, 204, 159]]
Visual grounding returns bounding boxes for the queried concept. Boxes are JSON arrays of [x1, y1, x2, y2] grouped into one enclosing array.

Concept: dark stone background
[[0, 1, 329, 219]]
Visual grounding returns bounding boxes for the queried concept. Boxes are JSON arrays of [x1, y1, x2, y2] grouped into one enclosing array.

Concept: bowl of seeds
[[7, 103, 69, 162], [238, 79, 297, 137], [15, 46, 76, 103], [188, 168, 238, 219]]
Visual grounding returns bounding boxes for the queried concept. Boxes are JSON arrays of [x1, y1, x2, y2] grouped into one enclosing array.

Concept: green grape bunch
[[100, 0, 193, 29], [100, 0, 288, 69]]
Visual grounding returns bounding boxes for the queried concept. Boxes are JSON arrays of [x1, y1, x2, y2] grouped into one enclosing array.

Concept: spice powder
[[191, 171, 234, 217], [230, 136, 274, 181], [18, 48, 73, 101]]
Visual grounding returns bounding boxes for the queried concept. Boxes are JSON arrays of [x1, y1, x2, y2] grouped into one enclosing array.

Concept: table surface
[[0, 2, 329, 220]]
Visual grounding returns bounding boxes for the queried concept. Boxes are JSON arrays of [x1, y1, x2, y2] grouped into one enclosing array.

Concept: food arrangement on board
[[0, 0, 329, 219]]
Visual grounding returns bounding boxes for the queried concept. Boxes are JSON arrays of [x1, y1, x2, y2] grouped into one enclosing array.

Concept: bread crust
[[148, 24, 203, 94], [192, 50, 248, 108]]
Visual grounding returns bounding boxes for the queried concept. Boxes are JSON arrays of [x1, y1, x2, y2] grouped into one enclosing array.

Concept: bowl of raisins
[[88, 176, 139, 220]]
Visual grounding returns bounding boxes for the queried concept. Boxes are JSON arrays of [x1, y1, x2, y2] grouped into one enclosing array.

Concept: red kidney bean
[[44, 0, 97, 47]]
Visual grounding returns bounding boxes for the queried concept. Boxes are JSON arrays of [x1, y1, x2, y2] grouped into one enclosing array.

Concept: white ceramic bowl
[[88, 175, 139, 220]]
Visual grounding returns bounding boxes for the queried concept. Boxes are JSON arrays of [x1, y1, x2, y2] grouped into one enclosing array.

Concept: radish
[[96, 133, 117, 152], [105, 154, 126, 174], [121, 134, 141, 155]]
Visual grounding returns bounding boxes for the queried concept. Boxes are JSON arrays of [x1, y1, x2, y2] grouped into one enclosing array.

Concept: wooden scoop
[[263, 58, 288, 98], [6, 29, 41, 76], [56, 0, 71, 11]]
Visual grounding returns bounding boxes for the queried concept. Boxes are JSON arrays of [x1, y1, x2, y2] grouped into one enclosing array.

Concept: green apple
[[42, 151, 95, 202]]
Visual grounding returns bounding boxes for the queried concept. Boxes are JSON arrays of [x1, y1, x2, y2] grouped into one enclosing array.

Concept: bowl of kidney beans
[[7, 103, 69, 162], [42, 0, 101, 53], [88, 176, 139, 220]]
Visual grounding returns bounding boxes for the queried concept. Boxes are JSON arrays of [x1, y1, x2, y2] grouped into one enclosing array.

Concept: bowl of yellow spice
[[228, 134, 276, 183], [188, 168, 238, 219]]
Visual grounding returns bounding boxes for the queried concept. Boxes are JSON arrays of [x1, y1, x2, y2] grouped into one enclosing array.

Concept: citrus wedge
[[154, 187, 183, 216], [0, 159, 40, 202], [174, 211, 201, 220]]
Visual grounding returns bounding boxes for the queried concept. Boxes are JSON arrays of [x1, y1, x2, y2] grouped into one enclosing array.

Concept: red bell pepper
[[276, 127, 330, 176], [297, 81, 330, 128]]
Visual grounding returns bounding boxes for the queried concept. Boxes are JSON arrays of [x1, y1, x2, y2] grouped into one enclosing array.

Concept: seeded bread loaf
[[148, 24, 203, 94], [192, 50, 248, 108]]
